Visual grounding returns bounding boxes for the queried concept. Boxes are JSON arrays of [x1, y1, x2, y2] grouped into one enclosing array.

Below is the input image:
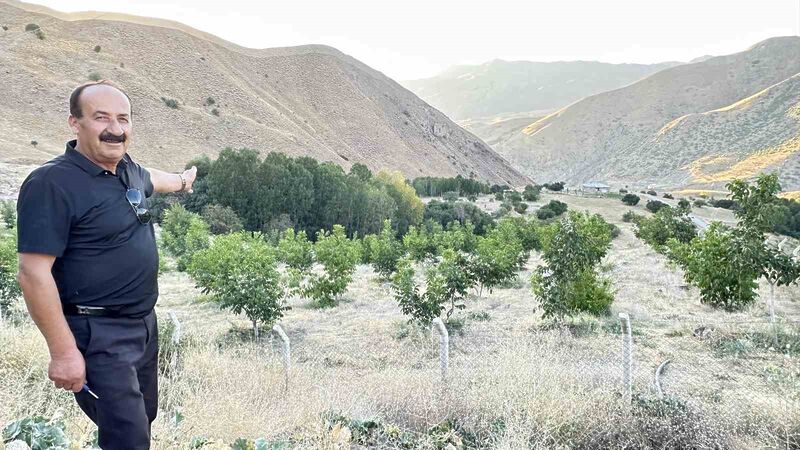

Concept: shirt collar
[[65, 140, 129, 176]]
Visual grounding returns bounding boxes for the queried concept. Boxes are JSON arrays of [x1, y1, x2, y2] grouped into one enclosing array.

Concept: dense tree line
[[410, 175, 492, 197], [151, 149, 424, 238]]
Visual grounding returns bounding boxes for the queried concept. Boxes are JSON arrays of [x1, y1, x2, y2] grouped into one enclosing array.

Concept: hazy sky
[[25, 0, 800, 81]]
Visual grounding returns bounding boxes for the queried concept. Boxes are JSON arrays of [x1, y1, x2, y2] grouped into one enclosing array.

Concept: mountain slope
[[605, 73, 800, 191], [402, 59, 679, 120], [494, 37, 800, 190], [0, 0, 528, 197]]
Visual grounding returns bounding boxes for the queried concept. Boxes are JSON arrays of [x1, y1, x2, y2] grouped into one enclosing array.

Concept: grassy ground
[[1, 193, 798, 448]]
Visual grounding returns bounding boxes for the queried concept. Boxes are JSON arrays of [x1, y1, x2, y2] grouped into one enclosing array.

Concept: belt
[[63, 304, 123, 318]]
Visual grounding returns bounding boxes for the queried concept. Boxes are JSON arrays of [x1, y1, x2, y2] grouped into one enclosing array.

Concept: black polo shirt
[[17, 140, 159, 317]]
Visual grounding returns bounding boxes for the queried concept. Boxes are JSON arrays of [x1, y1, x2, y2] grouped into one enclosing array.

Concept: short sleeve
[[125, 154, 154, 198], [17, 169, 74, 257]]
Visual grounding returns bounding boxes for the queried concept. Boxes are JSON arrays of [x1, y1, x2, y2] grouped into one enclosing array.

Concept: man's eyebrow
[[93, 111, 130, 117]]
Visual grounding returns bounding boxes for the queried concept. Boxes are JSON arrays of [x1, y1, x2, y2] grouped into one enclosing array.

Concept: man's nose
[[106, 120, 124, 135]]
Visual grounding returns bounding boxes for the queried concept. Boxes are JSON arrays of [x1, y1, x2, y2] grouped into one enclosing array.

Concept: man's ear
[[68, 115, 79, 134]]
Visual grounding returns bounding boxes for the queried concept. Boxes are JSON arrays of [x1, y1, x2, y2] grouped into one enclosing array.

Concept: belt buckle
[[75, 305, 102, 315]]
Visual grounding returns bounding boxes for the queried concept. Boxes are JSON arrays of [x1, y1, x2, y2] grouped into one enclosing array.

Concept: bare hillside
[[0, 1, 528, 197], [605, 73, 800, 193], [494, 37, 800, 191], [403, 59, 679, 120]]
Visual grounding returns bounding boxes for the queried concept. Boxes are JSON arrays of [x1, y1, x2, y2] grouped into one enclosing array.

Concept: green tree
[[188, 233, 288, 338], [303, 225, 361, 307], [621, 193, 640, 206], [523, 184, 541, 202], [160, 204, 210, 271], [531, 211, 614, 318], [375, 171, 424, 235], [201, 204, 243, 235], [634, 205, 696, 252], [668, 174, 800, 311], [0, 200, 15, 229], [471, 220, 525, 295], [365, 220, 404, 279], [277, 228, 314, 271]]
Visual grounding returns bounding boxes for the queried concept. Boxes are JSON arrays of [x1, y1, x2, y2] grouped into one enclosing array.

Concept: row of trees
[[151, 149, 425, 238], [157, 195, 618, 333], [409, 175, 493, 197]]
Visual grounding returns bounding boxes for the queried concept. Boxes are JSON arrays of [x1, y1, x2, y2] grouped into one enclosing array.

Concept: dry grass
[[2, 193, 799, 448]]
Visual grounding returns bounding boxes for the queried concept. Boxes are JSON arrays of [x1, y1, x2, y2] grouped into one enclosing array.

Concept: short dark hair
[[69, 80, 132, 118]]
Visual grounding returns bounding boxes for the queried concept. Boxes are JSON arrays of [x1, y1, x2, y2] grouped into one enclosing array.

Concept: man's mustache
[[100, 132, 126, 143]]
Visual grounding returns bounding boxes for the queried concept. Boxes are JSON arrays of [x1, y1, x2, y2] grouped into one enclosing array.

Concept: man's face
[[68, 85, 133, 166]]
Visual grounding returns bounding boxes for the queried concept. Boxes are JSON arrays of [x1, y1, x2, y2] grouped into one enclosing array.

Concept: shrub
[[523, 184, 541, 201], [93, 45, 101, 52], [365, 220, 404, 279], [303, 225, 361, 307], [24, 23, 40, 31], [709, 198, 738, 210], [2, 25, 8, 31], [201, 204, 242, 234], [505, 191, 523, 204], [467, 194, 477, 202], [434, 220, 478, 254], [647, 190, 657, 196], [531, 211, 614, 318], [634, 206, 697, 251], [622, 210, 641, 223], [442, 191, 459, 202], [494, 191, 504, 201], [161, 97, 179, 109], [536, 199, 568, 220], [645, 200, 669, 213], [189, 233, 288, 337], [693, 199, 706, 208], [211, 108, 220, 116], [0, 233, 20, 312], [204, 97, 216, 106], [160, 204, 210, 271], [621, 193, 640, 206], [678, 199, 691, 211], [30, 140, 37, 147], [0, 200, 15, 229], [513, 202, 528, 214], [88, 72, 102, 82], [663, 193, 674, 199], [276, 228, 314, 271], [543, 181, 565, 192]]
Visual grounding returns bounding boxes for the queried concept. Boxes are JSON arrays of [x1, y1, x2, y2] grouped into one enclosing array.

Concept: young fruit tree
[[302, 225, 361, 307], [188, 232, 289, 339], [667, 174, 800, 311], [530, 211, 614, 318]]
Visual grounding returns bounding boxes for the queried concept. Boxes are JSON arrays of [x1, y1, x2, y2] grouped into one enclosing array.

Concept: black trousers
[[66, 310, 159, 450]]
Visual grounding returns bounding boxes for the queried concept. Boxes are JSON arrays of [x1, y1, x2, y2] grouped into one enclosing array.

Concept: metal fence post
[[272, 324, 291, 392], [431, 318, 449, 382], [618, 312, 633, 404]]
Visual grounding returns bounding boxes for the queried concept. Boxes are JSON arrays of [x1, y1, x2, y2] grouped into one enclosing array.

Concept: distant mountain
[[402, 59, 680, 120], [0, 0, 528, 197], [493, 37, 800, 192]]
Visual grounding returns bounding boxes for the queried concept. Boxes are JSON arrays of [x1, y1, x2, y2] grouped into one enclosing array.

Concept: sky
[[23, 0, 800, 81]]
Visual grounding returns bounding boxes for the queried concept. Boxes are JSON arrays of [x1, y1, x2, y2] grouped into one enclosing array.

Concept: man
[[16, 80, 197, 449]]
